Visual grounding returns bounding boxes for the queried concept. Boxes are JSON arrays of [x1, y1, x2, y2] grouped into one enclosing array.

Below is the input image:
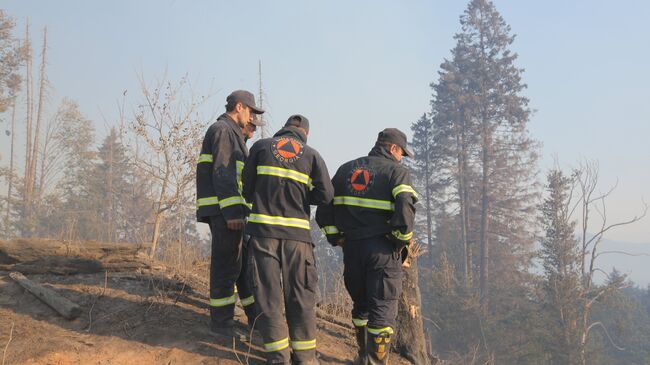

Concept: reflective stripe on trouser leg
[[249, 236, 291, 364], [209, 215, 243, 325], [290, 339, 316, 351], [264, 337, 289, 352], [352, 318, 368, 327]]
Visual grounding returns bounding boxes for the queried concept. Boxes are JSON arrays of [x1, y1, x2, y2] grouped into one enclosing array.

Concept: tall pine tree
[[539, 170, 582, 364], [420, 0, 541, 362]]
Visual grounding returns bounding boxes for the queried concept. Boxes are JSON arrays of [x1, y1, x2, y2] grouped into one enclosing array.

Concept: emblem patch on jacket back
[[272, 137, 304, 163], [347, 166, 374, 195]]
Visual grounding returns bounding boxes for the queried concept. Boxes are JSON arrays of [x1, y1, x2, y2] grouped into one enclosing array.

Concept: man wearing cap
[[316, 128, 417, 365], [242, 115, 333, 365], [196, 90, 265, 339]]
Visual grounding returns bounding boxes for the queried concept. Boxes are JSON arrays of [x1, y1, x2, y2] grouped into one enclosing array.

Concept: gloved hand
[[326, 234, 345, 247], [386, 233, 409, 252]]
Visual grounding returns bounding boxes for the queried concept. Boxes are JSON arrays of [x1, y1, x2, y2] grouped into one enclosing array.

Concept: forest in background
[[1, 1, 649, 364]]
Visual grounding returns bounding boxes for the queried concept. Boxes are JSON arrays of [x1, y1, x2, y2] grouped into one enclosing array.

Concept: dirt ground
[[0, 268, 409, 365]]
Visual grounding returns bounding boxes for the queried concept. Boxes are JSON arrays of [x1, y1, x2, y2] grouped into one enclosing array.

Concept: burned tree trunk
[[395, 246, 432, 365]]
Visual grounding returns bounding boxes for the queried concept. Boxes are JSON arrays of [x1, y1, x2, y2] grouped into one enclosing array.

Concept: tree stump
[[395, 255, 431, 364]]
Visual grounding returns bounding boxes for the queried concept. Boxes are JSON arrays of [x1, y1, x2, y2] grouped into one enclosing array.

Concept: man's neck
[[225, 112, 245, 131]]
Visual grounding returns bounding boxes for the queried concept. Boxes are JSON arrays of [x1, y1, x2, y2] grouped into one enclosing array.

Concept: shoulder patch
[[272, 137, 305, 163]]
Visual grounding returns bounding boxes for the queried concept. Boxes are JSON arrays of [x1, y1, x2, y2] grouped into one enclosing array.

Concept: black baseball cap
[[284, 114, 310, 132], [226, 90, 265, 114], [377, 128, 414, 158]]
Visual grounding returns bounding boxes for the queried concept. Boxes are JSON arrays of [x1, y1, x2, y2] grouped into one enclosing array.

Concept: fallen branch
[[9, 271, 82, 320]]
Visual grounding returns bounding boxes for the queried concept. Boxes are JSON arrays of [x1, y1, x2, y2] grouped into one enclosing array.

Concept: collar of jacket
[[273, 126, 308, 143], [218, 113, 245, 141], [368, 142, 397, 162]]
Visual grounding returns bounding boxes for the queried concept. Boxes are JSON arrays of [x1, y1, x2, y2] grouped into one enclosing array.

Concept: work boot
[[353, 326, 368, 364], [210, 319, 246, 342], [366, 331, 391, 365]]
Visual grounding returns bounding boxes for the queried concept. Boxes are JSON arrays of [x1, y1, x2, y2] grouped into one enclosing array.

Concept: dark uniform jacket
[[316, 144, 418, 245], [196, 113, 249, 223], [242, 126, 334, 243]]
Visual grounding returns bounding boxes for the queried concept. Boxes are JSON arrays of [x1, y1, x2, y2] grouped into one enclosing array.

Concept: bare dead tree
[[23, 21, 33, 220], [28, 27, 47, 205], [571, 160, 646, 365], [129, 73, 211, 258], [4, 99, 17, 238]]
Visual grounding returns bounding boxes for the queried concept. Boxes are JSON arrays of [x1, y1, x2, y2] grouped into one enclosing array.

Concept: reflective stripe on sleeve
[[219, 196, 248, 209], [352, 318, 368, 327], [333, 196, 394, 211], [209, 294, 236, 307], [198, 154, 213, 163], [392, 230, 413, 241], [236, 160, 244, 192], [197, 196, 219, 207], [367, 326, 394, 335], [248, 214, 311, 230], [257, 165, 312, 186], [240, 295, 255, 307], [290, 339, 316, 351], [392, 184, 417, 198], [322, 226, 340, 235], [264, 337, 290, 352]]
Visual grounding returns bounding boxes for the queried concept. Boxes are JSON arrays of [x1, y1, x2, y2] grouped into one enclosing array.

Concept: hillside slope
[[0, 239, 410, 365]]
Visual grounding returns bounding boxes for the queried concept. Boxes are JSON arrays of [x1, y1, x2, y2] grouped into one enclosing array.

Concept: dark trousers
[[343, 236, 402, 336], [248, 236, 318, 364], [209, 215, 256, 325]]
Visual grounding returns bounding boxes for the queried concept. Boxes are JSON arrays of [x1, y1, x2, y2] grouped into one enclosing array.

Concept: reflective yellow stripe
[[392, 184, 417, 198], [219, 196, 248, 209], [257, 165, 312, 186], [392, 230, 413, 241], [198, 154, 213, 163], [352, 318, 368, 327], [291, 339, 316, 350], [322, 226, 339, 235], [209, 295, 236, 307], [240, 295, 255, 307], [197, 196, 219, 207], [333, 196, 394, 211], [236, 160, 244, 192], [248, 214, 311, 230], [367, 326, 394, 335], [264, 337, 290, 352]]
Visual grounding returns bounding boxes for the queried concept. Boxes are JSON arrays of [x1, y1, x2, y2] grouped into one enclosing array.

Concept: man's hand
[[386, 234, 409, 252], [334, 237, 346, 247], [226, 219, 245, 231]]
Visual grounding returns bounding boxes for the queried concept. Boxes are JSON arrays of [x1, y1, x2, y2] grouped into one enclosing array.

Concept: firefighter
[[241, 115, 333, 365], [316, 128, 417, 365], [196, 90, 265, 339]]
